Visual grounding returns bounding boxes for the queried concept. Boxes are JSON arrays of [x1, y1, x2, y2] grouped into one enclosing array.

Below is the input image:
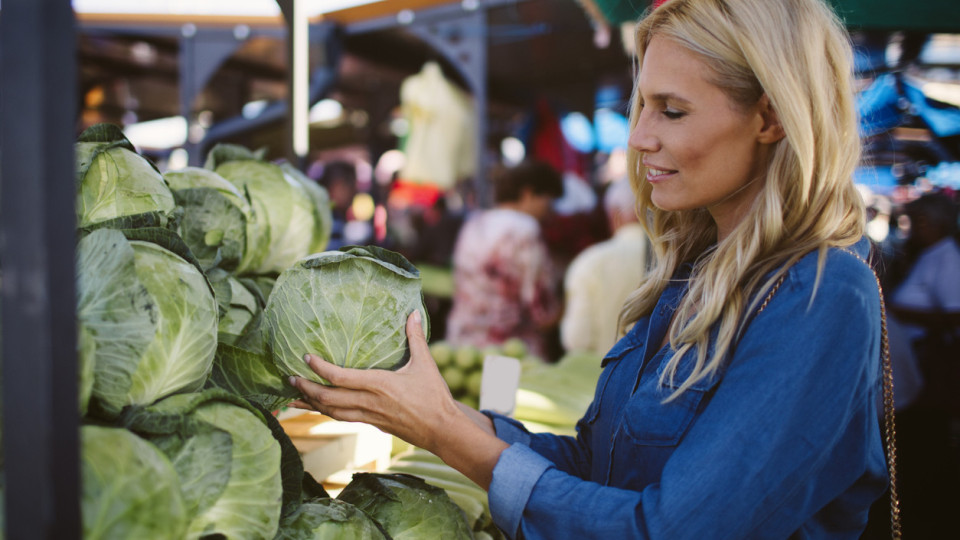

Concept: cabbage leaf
[[81, 425, 188, 540]]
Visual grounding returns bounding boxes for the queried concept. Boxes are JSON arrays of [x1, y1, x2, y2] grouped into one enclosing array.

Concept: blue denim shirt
[[486, 238, 888, 539]]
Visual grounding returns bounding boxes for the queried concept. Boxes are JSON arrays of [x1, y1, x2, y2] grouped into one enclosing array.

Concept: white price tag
[[479, 354, 522, 415]]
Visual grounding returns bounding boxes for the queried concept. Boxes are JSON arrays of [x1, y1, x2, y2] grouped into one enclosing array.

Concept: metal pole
[[1, 0, 80, 538]]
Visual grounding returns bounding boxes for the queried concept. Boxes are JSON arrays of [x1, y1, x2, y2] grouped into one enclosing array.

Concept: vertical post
[[279, 0, 309, 169], [0, 0, 80, 538]]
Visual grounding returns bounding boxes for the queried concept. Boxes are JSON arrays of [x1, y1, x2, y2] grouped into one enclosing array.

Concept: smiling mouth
[[646, 166, 676, 180]]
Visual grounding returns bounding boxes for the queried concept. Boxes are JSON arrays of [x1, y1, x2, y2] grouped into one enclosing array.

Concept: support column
[[0, 1, 80, 537]]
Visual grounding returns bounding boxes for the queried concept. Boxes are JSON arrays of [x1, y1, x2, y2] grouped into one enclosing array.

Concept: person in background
[[288, 1, 889, 537], [875, 191, 960, 539], [319, 160, 359, 250], [560, 179, 649, 355], [443, 159, 564, 360]]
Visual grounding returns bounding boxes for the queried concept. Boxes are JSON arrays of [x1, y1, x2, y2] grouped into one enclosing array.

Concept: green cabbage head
[[208, 145, 331, 274], [121, 389, 284, 540], [164, 166, 269, 273], [77, 228, 218, 418], [264, 246, 429, 384], [75, 123, 176, 229], [81, 425, 188, 540], [275, 498, 390, 540], [337, 473, 473, 540]]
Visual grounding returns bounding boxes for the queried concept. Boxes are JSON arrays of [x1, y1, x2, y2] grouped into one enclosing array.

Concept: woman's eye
[[663, 109, 685, 119]]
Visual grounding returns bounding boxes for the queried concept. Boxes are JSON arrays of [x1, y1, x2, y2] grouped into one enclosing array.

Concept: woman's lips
[[645, 166, 676, 182]]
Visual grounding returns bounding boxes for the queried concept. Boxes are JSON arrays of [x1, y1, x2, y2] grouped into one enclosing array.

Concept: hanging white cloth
[[398, 62, 477, 189]]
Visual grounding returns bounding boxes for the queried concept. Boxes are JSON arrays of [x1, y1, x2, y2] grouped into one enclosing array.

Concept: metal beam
[[0, 0, 80, 537], [407, 11, 490, 206], [179, 25, 250, 165]]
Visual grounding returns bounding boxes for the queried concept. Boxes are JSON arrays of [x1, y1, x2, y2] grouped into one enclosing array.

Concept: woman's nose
[[628, 113, 659, 154]]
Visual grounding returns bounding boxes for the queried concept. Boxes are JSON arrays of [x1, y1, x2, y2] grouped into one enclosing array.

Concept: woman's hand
[[288, 310, 462, 452], [288, 310, 509, 489]]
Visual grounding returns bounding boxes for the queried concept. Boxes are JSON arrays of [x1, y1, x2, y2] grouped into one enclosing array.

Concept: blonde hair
[[620, 0, 866, 399]]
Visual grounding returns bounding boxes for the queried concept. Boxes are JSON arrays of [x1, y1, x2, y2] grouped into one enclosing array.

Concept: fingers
[[406, 310, 431, 360], [302, 354, 372, 389]]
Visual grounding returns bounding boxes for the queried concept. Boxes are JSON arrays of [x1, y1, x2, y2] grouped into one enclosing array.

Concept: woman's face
[[629, 36, 771, 240]]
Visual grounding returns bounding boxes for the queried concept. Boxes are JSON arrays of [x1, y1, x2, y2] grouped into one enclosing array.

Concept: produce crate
[[279, 409, 393, 493]]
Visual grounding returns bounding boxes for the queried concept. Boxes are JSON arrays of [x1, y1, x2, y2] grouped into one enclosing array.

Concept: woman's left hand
[[287, 310, 462, 453]]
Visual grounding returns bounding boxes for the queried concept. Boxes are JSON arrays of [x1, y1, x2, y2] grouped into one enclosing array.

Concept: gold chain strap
[[756, 253, 901, 539]]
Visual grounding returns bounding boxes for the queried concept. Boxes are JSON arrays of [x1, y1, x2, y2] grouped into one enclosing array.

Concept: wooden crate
[[279, 410, 393, 493]]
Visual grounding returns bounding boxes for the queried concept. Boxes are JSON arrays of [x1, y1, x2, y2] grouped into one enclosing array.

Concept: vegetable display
[[74, 124, 499, 539]]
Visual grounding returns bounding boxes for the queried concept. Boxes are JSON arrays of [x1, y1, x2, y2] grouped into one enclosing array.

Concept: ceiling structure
[[77, 0, 639, 165]]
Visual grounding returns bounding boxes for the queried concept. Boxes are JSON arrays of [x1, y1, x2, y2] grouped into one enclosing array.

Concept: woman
[[289, 0, 888, 537]]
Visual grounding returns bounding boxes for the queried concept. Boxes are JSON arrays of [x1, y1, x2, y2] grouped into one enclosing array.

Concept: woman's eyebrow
[[638, 90, 693, 106]]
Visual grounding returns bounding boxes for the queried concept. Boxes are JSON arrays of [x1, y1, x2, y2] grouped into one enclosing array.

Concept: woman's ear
[[756, 94, 786, 144]]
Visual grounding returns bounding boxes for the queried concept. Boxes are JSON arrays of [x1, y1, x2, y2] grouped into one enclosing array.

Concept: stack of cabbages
[[75, 124, 492, 539]]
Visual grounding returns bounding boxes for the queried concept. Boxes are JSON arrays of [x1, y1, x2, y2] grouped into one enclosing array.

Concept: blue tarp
[[857, 73, 960, 138]]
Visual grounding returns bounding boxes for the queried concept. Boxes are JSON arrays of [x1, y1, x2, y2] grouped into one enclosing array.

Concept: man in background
[[560, 179, 649, 355]]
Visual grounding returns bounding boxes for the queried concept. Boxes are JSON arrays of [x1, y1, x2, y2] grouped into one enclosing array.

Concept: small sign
[[479, 355, 522, 415]]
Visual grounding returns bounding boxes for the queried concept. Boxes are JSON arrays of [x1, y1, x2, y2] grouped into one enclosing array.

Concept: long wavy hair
[[620, 0, 866, 399]]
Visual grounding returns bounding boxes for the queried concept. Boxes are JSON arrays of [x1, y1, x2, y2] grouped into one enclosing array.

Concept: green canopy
[[588, 0, 960, 32]]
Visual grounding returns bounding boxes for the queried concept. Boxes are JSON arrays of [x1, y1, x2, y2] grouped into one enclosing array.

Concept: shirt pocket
[[620, 359, 718, 447]]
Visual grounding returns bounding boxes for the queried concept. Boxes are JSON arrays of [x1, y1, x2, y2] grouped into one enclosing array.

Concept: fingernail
[[412, 310, 421, 324], [303, 354, 311, 364], [288, 376, 297, 387]]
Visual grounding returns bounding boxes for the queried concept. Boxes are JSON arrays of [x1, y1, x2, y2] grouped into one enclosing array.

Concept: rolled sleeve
[[483, 410, 533, 446], [489, 444, 554, 539]]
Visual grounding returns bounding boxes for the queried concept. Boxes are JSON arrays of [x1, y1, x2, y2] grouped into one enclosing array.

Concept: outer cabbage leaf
[[81, 425, 188, 540], [276, 499, 391, 540], [122, 390, 284, 540], [207, 341, 298, 412], [75, 124, 176, 228], [337, 473, 472, 540], [165, 167, 269, 273], [282, 162, 333, 254], [77, 229, 159, 416], [215, 159, 317, 274], [78, 228, 218, 418], [264, 246, 429, 384], [78, 324, 96, 416], [220, 274, 262, 337]]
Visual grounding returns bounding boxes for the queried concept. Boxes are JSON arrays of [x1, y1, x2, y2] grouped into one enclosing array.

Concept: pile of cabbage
[[73, 124, 479, 539]]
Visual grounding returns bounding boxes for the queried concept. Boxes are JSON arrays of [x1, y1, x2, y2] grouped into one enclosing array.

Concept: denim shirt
[[486, 238, 888, 539]]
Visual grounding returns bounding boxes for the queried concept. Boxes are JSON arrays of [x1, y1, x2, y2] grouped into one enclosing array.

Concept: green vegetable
[[207, 341, 299, 412], [81, 425, 188, 540], [465, 370, 484, 397], [454, 346, 480, 370], [265, 246, 429, 384], [337, 473, 473, 540], [121, 390, 284, 540], [429, 341, 454, 368], [441, 365, 466, 393], [165, 166, 269, 273], [210, 146, 331, 274], [275, 499, 390, 540], [77, 228, 218, 418], [75, 124, 177, 230], [501, 338, 527, 359]]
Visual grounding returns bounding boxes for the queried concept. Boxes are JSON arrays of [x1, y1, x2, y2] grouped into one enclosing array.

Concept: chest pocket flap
[[621, 354, 721, 446]]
